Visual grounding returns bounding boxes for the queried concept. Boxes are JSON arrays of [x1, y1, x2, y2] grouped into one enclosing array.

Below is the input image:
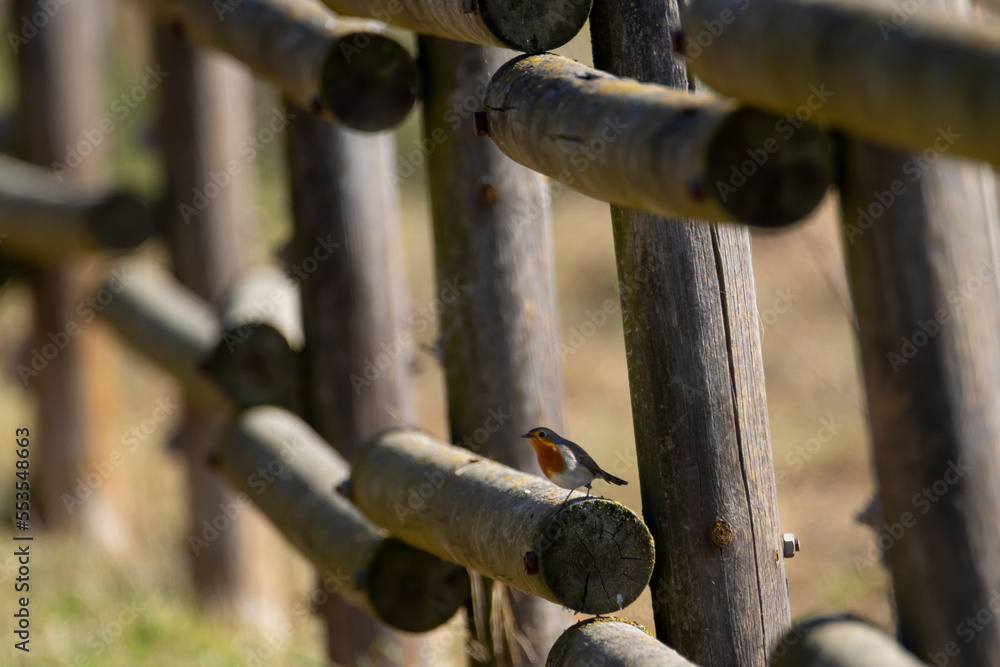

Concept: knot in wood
[[523, 551, 539, 575], [711, 520, 733, 547]]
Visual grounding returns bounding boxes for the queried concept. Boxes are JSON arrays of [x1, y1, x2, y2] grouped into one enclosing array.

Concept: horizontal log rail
[[201, 265, 303, 409], [213, 406, 470, 632], [546, 618, 696, 666], [153, 0, 418, 131], [349, 429, 655, 615], [480, 54, 834, 227], [770, 615, 924, 666], [0, 155, 152, 261], [682, 0, 1000, 167], [317, 0, 590, 53], [100, 257, 229, 411]]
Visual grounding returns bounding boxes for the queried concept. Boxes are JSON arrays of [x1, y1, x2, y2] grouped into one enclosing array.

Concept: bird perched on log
[[521, 427, 627, 503]]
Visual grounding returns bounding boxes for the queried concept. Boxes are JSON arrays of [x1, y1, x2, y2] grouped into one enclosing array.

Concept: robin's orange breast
[[529, 438, 565, 477]]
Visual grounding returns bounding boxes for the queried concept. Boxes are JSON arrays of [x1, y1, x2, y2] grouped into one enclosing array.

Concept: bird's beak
[[520, 432, 531, 439]]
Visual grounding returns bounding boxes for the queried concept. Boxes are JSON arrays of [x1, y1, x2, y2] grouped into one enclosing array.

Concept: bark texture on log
[[589, 0, 791, 663], [421, 35, 568, 664], [483, 53, 833, 227], [683, 0, 997, 166], [547, 618, 695, 667], [350, 429, 655, 615]]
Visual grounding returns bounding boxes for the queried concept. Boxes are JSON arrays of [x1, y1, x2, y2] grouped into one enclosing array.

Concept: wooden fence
[[6, 0, 1000, 664]]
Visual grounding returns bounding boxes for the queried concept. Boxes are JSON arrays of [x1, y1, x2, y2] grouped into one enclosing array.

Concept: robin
[[521, 427, 627, 503]]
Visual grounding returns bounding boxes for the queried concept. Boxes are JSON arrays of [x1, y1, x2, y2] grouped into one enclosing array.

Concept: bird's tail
[[601, 471, 627, 486]]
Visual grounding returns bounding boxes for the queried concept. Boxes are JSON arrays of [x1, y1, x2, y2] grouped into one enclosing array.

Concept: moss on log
[[482, 54, 833, 227], [350, 429, 655, 615], [214, 407, 469, 632], [99, 258, 229, 412], [547, 618, 695, 666], [155, 0, 417, 131], [318, 0, 590, 53], [770, 616, 924, 666], [0, 155, 151, 261], [201, 265, 302, 409], [683, 0, 1000, 167]]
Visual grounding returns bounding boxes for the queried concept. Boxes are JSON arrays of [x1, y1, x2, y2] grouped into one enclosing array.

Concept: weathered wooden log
[[100, 258, 229, 413], [769, 616, 924, 666], [201, 265, 303, 409], [154, 0, 418, 131], [482, 54, 833, 227], [589, 0, 792, 662], [317, 0, 590, 53], [546, 618, 695, 666], [421, 37, 569, 664], [682, 0, 1000, 167], [350, 429, 655, 615], [285, 107, 431, 662], [214, 406, 470, 632], [0, 155, 152, 261], [840, 142, 1000, 661]]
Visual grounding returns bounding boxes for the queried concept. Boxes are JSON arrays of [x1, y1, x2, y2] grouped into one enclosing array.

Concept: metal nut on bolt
[[782, 532, 800, 558]]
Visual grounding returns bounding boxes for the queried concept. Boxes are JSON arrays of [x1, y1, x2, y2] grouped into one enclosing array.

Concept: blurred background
[[0, 5, 888, 665]]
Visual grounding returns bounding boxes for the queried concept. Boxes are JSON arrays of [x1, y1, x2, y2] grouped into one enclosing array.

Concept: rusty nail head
[[523, 551, 539, 575], [474, 111, 489, 137]]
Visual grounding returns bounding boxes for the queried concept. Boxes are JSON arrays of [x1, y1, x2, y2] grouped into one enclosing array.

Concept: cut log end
[[479, 0, 593, 53], [201, 325, 299, 409], [706, 107, 834, 227], [321, 33, 419, 132], [367, 538, 470, 632], [89, 193, 155, 250], [538, 498, 654, 614]]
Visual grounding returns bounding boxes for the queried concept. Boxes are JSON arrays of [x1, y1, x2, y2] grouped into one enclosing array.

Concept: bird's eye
[[538, 431, 546, 437]]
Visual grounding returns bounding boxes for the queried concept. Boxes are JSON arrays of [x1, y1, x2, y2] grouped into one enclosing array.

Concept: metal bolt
[[474, 111, 490, 137], [782, 532, 800, 558]]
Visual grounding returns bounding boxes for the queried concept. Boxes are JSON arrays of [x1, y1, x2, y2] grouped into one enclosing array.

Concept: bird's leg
[[585, 484, 592, 499], [560, 487, 574, 506]]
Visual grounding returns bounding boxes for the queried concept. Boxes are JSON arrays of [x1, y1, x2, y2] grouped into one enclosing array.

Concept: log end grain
[[90, 192, 155, 250], [706, 106, 834, 227], [201, 325, 299, 409], [538, 498, 654, 614], [367, 537, 470, 632], [321, 33, 419, 132], [479, 0, 593, 53]]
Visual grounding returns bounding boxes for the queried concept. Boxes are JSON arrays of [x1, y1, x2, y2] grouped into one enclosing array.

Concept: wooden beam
[[99, 257, 229, 414], [201, 265, 303, 410], [317, 0, 591, 53], [482, 53, 834, 227], [349, 429, 655, 615], [153, 0, 418, 131], [683, 0, 1000, 167], [770, 616, 924, 667], [420, 36, 569, 664], [214, 406, 470, 632], [285, 107, 429, 664], [547, 618, 696, 666], [589, 0, 791, 662], [0, 155, 152, 262]]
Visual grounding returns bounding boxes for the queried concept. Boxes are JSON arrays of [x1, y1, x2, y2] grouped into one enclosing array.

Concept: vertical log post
[[588, 0, 791, 663], [13, 0, 129, 546], [286, 110, 430, 665], [420, 37, 568, 665], [839, 5, 1000, 664], [155, 26, 285, 628]]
